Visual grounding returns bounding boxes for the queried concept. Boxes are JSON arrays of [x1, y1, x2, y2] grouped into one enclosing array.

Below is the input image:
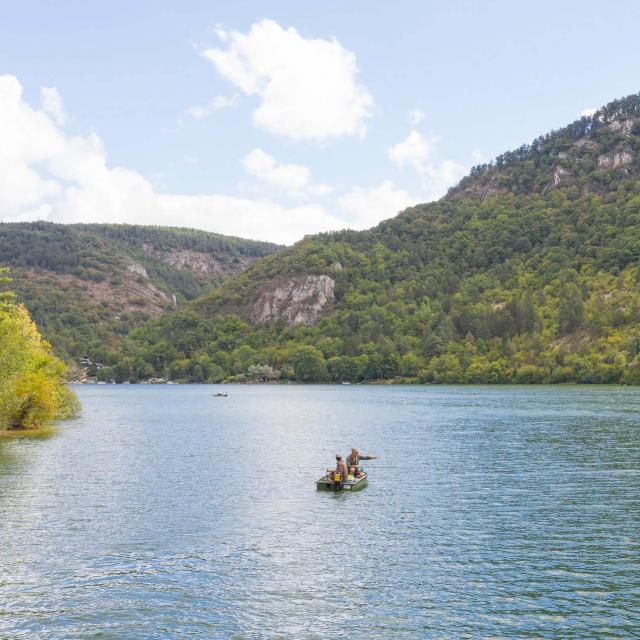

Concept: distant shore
[[70, 379, 619, 387]]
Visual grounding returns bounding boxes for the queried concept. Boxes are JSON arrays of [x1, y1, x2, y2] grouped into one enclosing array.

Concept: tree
[[291, 346, 328, 382], [400, 353, 423, 377], [247, 364, 279, 381], [0, 300, 79, 430], [557, 285, 585, 334], [327, 356, 360, 382], [0, 267, 16, 308]]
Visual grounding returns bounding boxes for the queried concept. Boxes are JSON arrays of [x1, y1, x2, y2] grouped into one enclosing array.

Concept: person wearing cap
[[334, 454, 349, 485]]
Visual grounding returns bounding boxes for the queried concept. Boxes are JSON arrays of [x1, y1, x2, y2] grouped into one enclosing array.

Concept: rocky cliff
[[247, 274, 335, 326], [0, 222, 279, 360]]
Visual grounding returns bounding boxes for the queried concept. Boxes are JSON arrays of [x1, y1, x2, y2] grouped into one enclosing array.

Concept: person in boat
[[346, 448, 377, 474], [334, 454, 349, 486]]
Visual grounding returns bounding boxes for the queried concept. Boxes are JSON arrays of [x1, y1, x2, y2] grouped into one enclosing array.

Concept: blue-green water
[[1, 385, 639, 639]]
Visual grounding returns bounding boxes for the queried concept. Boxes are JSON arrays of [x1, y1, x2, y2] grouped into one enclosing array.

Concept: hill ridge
[[7, 91, 640, 385], [0, 222, 279, 363]]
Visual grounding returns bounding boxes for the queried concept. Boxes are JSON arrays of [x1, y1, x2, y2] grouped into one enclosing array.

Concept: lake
[[1, 385, 639, 638]]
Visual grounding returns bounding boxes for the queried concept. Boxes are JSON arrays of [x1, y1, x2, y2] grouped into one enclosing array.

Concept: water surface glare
[[1, 385, 639, 638]]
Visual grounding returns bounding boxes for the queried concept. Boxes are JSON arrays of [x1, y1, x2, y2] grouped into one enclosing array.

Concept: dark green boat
[[316, 471, 368, 492]]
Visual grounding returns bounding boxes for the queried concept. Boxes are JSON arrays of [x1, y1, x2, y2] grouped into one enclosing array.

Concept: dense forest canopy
[[3, 91, 640, 385], [78, 91, 640, 384], [0, 223, 279, 362], [454, 91, 640, 197]]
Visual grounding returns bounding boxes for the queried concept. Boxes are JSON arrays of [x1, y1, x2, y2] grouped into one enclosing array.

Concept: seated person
[[346, 448, 378, 472], [334, 454, 349, 484]]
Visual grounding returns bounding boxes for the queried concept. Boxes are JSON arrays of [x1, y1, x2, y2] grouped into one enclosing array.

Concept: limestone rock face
[[553, 165, 570, 186], [248, 274, 335, 326], [127, 262, 148, 278], [608, 119, 634, 136], [597, 151, 633, 170], [141, 244, 253, 275]]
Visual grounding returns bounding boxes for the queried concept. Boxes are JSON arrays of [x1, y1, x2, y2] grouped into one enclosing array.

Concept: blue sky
[[2, 0, 640, 243]]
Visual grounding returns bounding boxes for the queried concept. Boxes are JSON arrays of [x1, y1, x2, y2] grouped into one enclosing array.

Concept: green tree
[[291, 346, 328, 382], [557, 285, 585, 335]]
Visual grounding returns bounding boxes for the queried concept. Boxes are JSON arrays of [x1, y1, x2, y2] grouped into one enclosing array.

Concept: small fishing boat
[[213, 392, 228, 397], [316, 471, 368, 492]]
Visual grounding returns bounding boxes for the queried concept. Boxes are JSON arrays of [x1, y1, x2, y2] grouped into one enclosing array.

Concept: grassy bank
[[0, 425, 57, 439]]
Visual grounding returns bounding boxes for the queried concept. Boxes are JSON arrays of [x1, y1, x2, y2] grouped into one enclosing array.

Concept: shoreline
[[69, 380, 631, 387], [0, 425, 57, 439]]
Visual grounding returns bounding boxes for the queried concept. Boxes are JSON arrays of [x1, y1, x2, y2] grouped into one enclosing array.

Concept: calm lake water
[[1, 385, 639, 639]]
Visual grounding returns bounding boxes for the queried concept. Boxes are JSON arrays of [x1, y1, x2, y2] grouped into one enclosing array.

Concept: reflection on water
[[0, 385, 639, 638]]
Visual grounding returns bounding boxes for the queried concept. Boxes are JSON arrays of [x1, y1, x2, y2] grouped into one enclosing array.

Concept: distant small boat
[[213, 392, 228, 397], [316, 471, 367, 492], [341, 381, 351, 385]]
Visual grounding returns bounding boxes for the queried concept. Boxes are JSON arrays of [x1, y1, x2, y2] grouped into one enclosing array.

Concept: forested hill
[[0, 222, 279, 363], [93, 90, 640, 385], [452, 92, 640, 198]]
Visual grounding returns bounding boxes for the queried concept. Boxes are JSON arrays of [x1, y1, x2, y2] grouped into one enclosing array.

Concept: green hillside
[[16, 92, 640, 385], [0, 223, 279, 365]]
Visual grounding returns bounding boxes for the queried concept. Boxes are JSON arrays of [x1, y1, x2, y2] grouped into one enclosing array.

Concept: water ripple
[[0, 384, 639, 638]]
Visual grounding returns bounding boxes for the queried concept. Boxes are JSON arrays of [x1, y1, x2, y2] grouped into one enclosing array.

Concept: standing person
[[346, 448, 378, 473]]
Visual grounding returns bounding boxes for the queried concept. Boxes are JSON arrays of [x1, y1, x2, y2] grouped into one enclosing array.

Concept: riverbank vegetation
[[0, 269, 80, 435]]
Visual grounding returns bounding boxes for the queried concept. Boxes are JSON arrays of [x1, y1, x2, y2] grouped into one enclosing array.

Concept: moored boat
[[316, 471, 368, 492]]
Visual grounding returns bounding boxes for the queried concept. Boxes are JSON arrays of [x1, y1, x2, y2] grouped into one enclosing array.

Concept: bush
[[0, 298, 80, 430]]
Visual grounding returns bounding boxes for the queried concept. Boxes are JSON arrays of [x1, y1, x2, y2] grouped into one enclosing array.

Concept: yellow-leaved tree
[[0, 268, 80, 431]]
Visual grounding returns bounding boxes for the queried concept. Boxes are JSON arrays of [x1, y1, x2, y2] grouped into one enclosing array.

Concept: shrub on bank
[[0, 272, 80, 431]]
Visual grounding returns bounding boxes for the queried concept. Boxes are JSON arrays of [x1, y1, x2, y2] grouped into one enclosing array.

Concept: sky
[[1, 0, 640, 244]]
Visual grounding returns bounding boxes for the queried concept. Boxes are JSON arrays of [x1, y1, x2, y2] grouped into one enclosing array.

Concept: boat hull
[[316, 472, 368, 492]]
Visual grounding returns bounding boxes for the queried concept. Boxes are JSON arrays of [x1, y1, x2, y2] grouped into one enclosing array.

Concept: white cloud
[[0, 74, 352, 244], [187, 105, 207, 119], [388, 129, 467, 201], [187, 94, 239, 119], [338, 180, 415, 230], [388, 130, 438, 169], [242, 148, 309, 192], [580, 107, 597, 117], [212, 95, 236, 109], [241, 147, 331, 198], [408, 108, 425, 125], [0, 75, 423, 245], [200, 19, 373, 141], [40, 87, 66, 126], [420, 160, 467, 200]]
